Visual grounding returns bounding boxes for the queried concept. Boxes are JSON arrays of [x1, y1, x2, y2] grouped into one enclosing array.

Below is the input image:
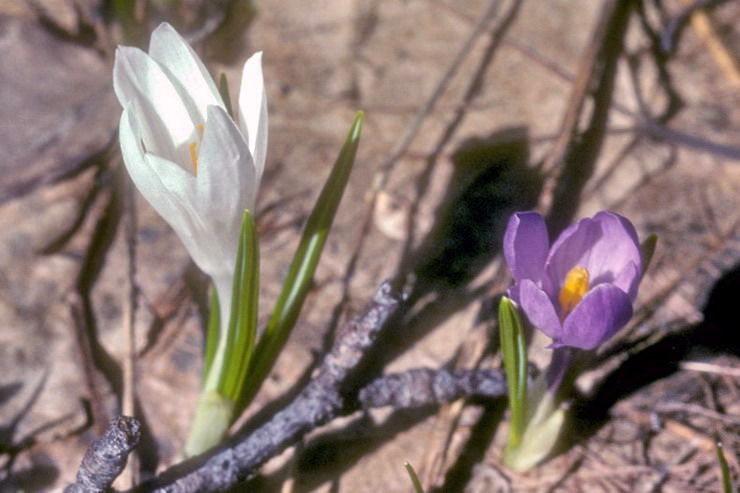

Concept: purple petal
[[520, 280, 562, 340], [581, 212, 642, 291], [503, 212, 549, 283], [560, 284, 633, 350], [545, 212, 642, 298], [506, 284, 521, 304], [613, 261, 640, 301], [544, 217, 601, 295]]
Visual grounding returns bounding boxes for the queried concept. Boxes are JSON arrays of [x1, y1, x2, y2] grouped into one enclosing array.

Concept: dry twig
[[64, 416, 141, 493], [64, 283, 511, 492]]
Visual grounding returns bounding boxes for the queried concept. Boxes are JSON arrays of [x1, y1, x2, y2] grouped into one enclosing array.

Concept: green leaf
[[186, 211, 260, 457], [234, 111, 365, 419], [716, 441, 733, 493], [499, 296, 527, 452], [404, 462, 425, 493], [220, 210, 260, 400], [219, 73, 234, 119], [203, 287, 221, 378], [640, 234, 657, 279]]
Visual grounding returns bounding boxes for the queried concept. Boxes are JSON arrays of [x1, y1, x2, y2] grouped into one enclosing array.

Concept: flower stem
[[545, 346, 574, 397], [504, 346, 574, 471]]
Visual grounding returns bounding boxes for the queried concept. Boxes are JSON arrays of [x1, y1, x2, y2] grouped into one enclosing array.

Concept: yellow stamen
[[188, 125, 205, 175], [189, 141, 199, 175], [559, 266, 589, 316]]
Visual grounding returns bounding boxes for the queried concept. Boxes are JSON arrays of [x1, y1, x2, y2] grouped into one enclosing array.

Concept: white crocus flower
[[113, 22, 267, 327]]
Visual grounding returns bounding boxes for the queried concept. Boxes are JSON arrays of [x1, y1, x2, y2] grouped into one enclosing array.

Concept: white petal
[[238, 52, 268, 183], [120, 106, 228, 281], [148, 22, 224, 124], [119, 107, 149, 175], [120, 107, 199, 243], [199, 105, 257, 210], [196, 105, 257, 271], [142, 148, 239, 284], [144, 152, 226, 277], [126, 97, 195, 171], [211, 273, 234, 337], [114, 46, 196, 164]]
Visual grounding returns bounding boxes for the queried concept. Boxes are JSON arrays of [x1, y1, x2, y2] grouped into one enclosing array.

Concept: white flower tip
[[150, 22, 189, 52], [243, 52, 264, 73], [113, 45, 151, 76], [153, 22, 177, 36], [115, 45, 137, 59], [113, 46, 142, 106]]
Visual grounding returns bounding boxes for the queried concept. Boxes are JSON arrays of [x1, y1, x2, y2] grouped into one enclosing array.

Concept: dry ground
[[0, 0, 738, 491]]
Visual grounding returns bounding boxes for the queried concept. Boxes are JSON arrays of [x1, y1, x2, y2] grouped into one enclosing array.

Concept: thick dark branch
[[91, 283, 510, 493], [357, 368, 507, 409], [64, 416, 141, 493], [134, 282, 401, 493]]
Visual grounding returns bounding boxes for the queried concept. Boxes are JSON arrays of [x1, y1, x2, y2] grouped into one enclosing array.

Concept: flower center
[[188, 124, 205, 175], [559, 265, 589, 316]]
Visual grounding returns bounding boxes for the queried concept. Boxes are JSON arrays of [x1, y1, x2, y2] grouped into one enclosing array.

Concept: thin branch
[[66, 367, 508, 492], [660, 0, 731, 54], [538, 0, 617, 177], [358, 368, 507, 409], [543, 0, 635, 234], [396, 0, 523, 284], [70, 165, 126, 434], [96, 283, 509, 492], [121, 171, 140, 487], [183, 0, 238, 44], [680, 361, 740, 378], [375, 0, 502, 189], [337, 0, 506, 310], [132, 282, 402, 493], [636, 119, 740, 161]]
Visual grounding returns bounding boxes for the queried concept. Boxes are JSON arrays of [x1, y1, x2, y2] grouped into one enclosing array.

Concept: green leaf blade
[[234, 111, 365, 419], [716, 441, 733, 493], [404, 462, 425, 493], [185, 212, 260, 457], [499, 296, 527, 451], [203, 288, 221, 378], [218, 73, 234, 118], [640, 234, 657, 280], [220, 210, 260, 401]]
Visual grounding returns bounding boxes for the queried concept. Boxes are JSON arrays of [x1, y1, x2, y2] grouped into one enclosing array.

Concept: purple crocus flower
[[504, 211, 642, 350]]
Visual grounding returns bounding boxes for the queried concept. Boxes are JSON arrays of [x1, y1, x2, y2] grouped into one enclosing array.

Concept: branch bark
[[66, 283, 511, 492], [358, 368, 507, 409], [64, 416, 141, 493], [132, 282, 401, 492]]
